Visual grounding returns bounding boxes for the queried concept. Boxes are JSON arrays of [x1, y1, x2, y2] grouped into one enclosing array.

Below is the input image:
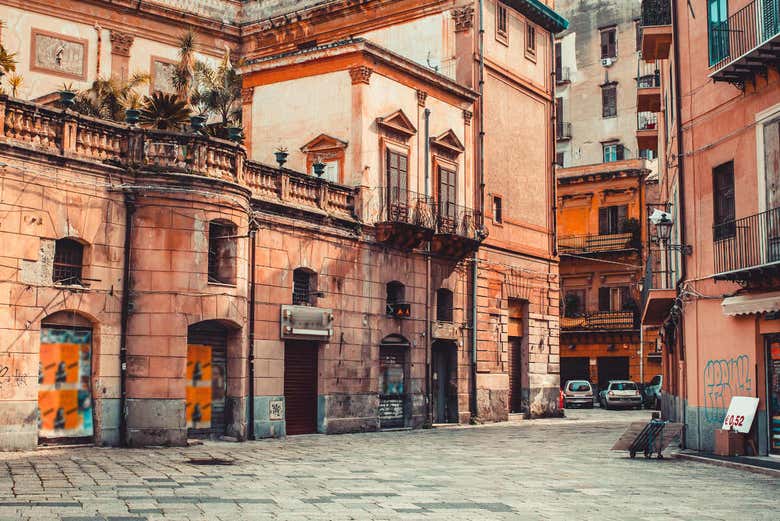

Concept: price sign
[[721, 396, 759, 434]]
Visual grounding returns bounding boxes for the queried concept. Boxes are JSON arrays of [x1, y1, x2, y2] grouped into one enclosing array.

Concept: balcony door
[[764, 117, 780, 262], [438, 166, 457, 222], [386, 149, 408, 210]]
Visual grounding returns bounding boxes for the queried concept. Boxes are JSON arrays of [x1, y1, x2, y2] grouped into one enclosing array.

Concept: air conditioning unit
[[601, 58, 614, 67]]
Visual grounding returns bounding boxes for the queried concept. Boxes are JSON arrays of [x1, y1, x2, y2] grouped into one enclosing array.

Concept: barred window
[[497, 3, 508, 36], [293, 268, 317, 305], [53, 239, 84, 285], [208, 220, 237, 285], [436, 288, 454, 322], [386, 281, 406, 306]]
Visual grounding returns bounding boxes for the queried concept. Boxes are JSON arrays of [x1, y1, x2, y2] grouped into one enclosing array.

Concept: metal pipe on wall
[[118, 192, 135, 446], [247, 218, 257, 440], [424, 107, 433, 426]]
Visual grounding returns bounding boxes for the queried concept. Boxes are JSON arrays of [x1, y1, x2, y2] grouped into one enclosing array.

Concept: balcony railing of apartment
[[637, 59, 661, 88], [640, 0, 673, 60], [710, 0, 780, 86], [436, 201, 478, 239], [637, 111, 658, 131], [640, 0, 672, 27], [558, 232, 638, 254], [713, 206, 780, 280], [556, 66, 571, 84], [556, 121, 572, 140], [560, 311, 638, 331], [378, 188, 436, 229]]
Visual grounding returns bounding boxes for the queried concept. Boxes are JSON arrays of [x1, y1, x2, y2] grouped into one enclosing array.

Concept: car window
[[610, 382, 637, 391], [567, 381, 591, 392], [650, 375, 661, 386]]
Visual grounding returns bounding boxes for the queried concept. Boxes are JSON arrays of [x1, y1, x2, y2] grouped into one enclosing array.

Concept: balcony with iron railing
[[560, 311, 639, 332], [431, 201, 483, 258], [709, 0, 780, 87], [375, 188, 436, 250], [640, 0, 673, 61], [636, 111, 659, 153], [713, 206, 780, 281], [559, 232, 639, 255], [637, 58, 662, 113], [556, 121, 572, 141]]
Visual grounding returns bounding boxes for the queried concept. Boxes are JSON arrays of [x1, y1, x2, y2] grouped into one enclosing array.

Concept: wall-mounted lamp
[[649, 209, 693, 255]]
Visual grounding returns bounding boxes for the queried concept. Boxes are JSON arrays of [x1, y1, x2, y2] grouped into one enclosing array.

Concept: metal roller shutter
[[284, 341, 318, 435], [187, 323, 228, 438]]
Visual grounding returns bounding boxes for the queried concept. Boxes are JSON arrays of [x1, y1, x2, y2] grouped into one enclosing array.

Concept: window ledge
[[207, 281, 237, 288]]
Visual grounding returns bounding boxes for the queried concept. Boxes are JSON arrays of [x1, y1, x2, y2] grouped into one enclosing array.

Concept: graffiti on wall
[[38, 328, 93, 437], [703, 355, 752, 423]]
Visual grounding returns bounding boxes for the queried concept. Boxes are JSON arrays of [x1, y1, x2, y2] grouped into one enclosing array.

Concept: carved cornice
[[451, 6, 475, 32], [109, 30, 134, 57], [349, 65, 373, 85]]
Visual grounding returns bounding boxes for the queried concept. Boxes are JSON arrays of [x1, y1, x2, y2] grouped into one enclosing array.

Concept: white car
[[598, 380, 643, 410]]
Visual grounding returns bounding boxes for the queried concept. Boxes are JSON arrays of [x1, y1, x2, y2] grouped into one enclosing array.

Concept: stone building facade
[[0, 0, 567, 450]]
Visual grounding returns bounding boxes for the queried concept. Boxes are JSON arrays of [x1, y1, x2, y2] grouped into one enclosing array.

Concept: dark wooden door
[[284, 341, 318, 435], [560, 357, 590, 387], [432, 343, 456, 423], [597, 356, 629, 389], [508, 337, 524, 413]]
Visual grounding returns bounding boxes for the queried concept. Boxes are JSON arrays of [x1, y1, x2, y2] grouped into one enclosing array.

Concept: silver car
[[563, 380, 594, 408], [599, 380, 643, 409]]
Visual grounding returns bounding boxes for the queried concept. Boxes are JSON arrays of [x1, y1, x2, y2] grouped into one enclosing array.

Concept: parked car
[[598, 380, 643, 409], [562, 380, 594, 408], [643, 374, 662, 409]]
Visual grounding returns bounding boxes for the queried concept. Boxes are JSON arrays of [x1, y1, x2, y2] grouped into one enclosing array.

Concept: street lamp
[[654, 212, 673, 242]]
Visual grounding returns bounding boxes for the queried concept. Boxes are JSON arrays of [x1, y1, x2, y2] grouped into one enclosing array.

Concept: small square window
[[492, 195, 503, 224]]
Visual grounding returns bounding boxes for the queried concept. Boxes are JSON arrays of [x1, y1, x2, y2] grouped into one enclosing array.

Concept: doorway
[[186, 322, 229, 438], [508, 336, 524, 413], [432, 341, 457, 423], [597, 356, 630, 388], [766, 336, 780, 455], [560, 356, 591, 387], [379, 337, 408, 429], [38, 312, 94, 444], [284, 341, 318, 435]]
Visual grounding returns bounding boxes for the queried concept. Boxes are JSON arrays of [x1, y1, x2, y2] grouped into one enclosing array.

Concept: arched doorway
[[379, 334, 409, 429], [431, 340, 458, 423], [186, 321, 232, 438], [38, 311, 94, 444]]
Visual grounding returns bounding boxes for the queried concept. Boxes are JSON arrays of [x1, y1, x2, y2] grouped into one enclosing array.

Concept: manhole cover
[[187, 457, 235, 466]]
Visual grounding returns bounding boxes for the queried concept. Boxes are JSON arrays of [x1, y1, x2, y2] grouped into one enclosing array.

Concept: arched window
[[53, 238, 84, 285], [436, 288, 453, 322], [208, 220, 237, 285], [386, 281, 406, 306], [293, 268, 318, 305]]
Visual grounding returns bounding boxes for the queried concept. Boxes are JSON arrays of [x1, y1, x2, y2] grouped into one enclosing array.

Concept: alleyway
[[0, 410, 776, 520]]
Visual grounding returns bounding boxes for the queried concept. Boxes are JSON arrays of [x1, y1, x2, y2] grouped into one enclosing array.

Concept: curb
[[676, 453, 780, 478]]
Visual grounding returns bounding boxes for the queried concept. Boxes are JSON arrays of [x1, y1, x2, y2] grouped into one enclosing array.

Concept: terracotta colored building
[[0, 0, 567, 450], [557, 159, 660, 393], [639, 0, 780, 454]]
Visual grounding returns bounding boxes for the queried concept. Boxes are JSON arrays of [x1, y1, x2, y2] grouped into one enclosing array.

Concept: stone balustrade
[[0, 95, 356, 219]]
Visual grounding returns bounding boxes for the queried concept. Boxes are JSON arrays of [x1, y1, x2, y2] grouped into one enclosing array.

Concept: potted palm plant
[[138, 91, 191, 130], [312, 159, 326, 178]]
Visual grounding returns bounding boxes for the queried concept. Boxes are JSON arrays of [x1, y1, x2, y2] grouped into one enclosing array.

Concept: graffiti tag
[[703, 355, 752, 423]]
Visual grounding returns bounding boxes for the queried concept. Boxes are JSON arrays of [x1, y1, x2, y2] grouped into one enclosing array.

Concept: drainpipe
[[549, 33, 558, 258], [247, 218, 257, 440], [470, 0, 486, 421], [670, 0, 688, 447], [119, 192, 135, 447], [424, 108, 433, 426]]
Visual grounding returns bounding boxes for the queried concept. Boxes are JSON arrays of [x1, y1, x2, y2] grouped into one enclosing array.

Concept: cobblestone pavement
[[1, 409, 777, 520]]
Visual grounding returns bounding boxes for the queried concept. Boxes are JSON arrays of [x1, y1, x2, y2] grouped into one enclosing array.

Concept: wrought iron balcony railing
[[436, 201, 478, 240], [713, 206, 780, 278], [637, 111, 658, 131], [379, 188, 436, 229], [559, 232, 638, 254], [637, 59, 661, 88], [560, 311, 638, 331], [710, 0, 780, 78], [556, 121, 572, 140], [640, 0, 672, 27]]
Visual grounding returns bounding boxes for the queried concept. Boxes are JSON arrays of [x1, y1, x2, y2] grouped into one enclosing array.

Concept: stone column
[[241, 87, 254, 156], [349, 65, 372, 219]]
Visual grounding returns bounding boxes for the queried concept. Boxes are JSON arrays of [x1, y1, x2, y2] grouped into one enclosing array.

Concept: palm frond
[[139, 91, 191, 130]]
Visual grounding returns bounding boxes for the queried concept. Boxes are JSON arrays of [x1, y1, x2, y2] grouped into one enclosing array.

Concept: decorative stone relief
[[463, 110, 473, 125], [416, 89, 427, 107], [241, 87, 254, 105], [31, 30, 87, 80], [151, 58, 177, 93]]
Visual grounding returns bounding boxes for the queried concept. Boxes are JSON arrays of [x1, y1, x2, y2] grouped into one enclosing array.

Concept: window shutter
[[598, 287, 611, 312], [616, 144, 625, 160], [617, 205, 628, 232], [599, 207, 609, 235], [765, 119, 780, 209]]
